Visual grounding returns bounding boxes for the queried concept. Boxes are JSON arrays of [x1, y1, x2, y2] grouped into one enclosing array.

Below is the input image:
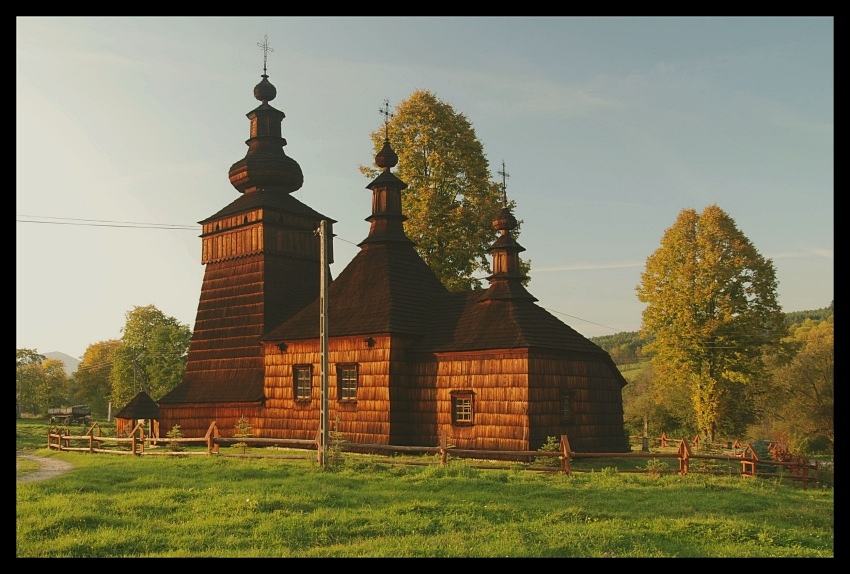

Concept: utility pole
[[318, 219, 330, 467]]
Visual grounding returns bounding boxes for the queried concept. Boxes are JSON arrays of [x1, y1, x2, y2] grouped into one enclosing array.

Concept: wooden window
[[560, 392, 572, 424], [294, 365, 312, 401], [451, 391, 474, 426], [337, 364, 358, 401]]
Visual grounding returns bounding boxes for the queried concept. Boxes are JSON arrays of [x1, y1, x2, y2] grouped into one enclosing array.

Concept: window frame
[[337, 363, 359, 402], [450, 390, 474, 426], [560, 391, 573, 424], [293, 365, 313, 401]]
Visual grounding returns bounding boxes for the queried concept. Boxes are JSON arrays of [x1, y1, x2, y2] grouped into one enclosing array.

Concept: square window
[[338, 364, 358, 401], [294, 365, 312, 400], [451, 391, 474, 426]]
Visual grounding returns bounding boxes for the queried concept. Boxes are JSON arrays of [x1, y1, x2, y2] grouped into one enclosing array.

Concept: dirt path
[[16, 454, 74, 483]]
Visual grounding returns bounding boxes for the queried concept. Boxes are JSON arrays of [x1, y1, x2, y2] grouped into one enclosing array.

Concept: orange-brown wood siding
[[430, 350, 530, 452], [528, 353, 628, 452], [263, 335, 393, 444], [159, 402, 263, 438]]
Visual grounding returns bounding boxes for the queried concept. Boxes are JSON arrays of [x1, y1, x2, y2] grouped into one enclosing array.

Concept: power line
[[17, 213, 635, 335], [541, 306, 624, 333], [17, 215, 196, 231]]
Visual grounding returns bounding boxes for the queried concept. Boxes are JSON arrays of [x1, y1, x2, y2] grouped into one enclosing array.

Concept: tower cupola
[[360, 100, 413, 246], [481, 161, 536, 302], [228, 36, 304, 194]]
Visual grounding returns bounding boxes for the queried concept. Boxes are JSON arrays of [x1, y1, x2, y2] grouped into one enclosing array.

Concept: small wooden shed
[[115, 391, 161, 439]]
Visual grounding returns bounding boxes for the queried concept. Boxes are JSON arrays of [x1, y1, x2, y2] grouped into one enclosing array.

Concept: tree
[[71, 339, 120, 419], [16, 349, 45, 417], [621, 364, 696, 440], [109, 305, 191, 408], [35, 359, 70, 415], [360, 90, 529, 291], [764, 317, 834, 453], [636, 205, 785, 443]]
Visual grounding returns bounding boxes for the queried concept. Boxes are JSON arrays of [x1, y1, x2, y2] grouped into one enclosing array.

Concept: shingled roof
[[264, 240, 447, 341], [200, 189, 331, 224], [114, 391, 161, 420]]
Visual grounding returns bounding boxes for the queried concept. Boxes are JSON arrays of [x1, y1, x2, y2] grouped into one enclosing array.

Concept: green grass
[[617, 361, 649, 383], [17, 419, 833, 557]]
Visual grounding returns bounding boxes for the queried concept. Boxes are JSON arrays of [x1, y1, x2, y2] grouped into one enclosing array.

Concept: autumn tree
[[762, 317, 834, 453], [109, 305, 191, 408], [636, 205, 785, 443], [360, 90, 529, 291], [16, 351, 69, 416], [71, 339, 120, 418], [621, 363, 696, 440]]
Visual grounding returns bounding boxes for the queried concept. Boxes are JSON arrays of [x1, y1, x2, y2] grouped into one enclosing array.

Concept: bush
[[643, 458, 668, 479], [166, 424, 184, 452], [233, 417, 253, 454], [533, 436, 561, 468]]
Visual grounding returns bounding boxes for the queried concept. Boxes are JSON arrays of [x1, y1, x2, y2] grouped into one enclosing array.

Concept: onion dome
[[253, 74, 277, 103], [493, 206, 518, 233], [228, 71, 304, 195], [375, 139, 398, 170]]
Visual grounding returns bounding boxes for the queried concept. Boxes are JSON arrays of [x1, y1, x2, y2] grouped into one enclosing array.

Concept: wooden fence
[[46, 422, 820, 488]]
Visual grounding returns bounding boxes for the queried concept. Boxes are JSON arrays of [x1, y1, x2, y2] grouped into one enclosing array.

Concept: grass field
[[16, 418, 833, 557]]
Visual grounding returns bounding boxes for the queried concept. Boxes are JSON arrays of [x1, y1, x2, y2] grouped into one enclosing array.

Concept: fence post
[[740, 444, 758, 478], [560, 435, 572, 475], [660, 432, 668, 448], [677, 438, 691, 475], [205, 421, 219, 455]]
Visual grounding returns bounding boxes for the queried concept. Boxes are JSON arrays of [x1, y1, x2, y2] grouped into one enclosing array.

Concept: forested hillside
[[590, 303, 834, 364]]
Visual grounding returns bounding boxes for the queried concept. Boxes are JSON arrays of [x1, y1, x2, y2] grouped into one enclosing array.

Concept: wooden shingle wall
[[263, 335, 394, 444], [528, 353, 628, 452], [159, 402, 263, 438], [430, 350, 530, 452]]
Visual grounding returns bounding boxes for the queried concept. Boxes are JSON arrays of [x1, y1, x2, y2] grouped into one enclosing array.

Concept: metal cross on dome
[[497, 160, 510, 207], [379, 99, 394, 140], [258, 35, 273, 75]]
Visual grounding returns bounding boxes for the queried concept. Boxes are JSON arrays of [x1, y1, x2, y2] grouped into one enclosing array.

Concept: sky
[[17, 17, 834, 361]]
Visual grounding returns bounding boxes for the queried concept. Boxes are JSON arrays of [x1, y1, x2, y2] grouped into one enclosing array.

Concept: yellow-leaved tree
[[636, 205, 785, 442], [768, 316, 834, 452], [360, 90, 529, 291]]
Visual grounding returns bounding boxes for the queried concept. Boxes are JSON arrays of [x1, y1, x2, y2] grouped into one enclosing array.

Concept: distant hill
[[590, 304, 834, 366], [43, 352, 81, 375]]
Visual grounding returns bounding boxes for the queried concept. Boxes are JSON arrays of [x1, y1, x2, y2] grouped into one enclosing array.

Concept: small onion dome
[[375, 139, 398, 170], [253, 74, 277, 103], [493, 206, 517, 232]]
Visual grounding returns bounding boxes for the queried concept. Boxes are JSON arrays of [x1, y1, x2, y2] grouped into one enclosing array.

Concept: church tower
[[159, 40, 333, 431]]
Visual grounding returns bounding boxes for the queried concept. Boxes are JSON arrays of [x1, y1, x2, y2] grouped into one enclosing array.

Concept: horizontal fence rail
[[45, 422, 820, 488]]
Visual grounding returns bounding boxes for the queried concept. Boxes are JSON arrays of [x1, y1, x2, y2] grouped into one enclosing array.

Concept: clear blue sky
[[17, 17, 834, 360]]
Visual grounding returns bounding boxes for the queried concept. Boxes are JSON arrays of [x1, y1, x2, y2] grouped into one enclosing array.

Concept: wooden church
[[158, 61, 630, 454]]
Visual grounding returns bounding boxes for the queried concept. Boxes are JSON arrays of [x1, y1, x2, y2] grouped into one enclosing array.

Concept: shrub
[[533, 436, 561, 468], [166, 424, 184, 452], [643, 458, 668, 479], [233, 417, 253, 454], [327, 417, 345, 469]]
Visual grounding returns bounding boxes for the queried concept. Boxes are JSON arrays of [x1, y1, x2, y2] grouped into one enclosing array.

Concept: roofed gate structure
[[159, 57, 629, 454]]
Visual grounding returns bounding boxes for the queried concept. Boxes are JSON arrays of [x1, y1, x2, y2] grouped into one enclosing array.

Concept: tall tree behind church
[[360, 90, 529, 291], [109, 305, 191, 408]]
